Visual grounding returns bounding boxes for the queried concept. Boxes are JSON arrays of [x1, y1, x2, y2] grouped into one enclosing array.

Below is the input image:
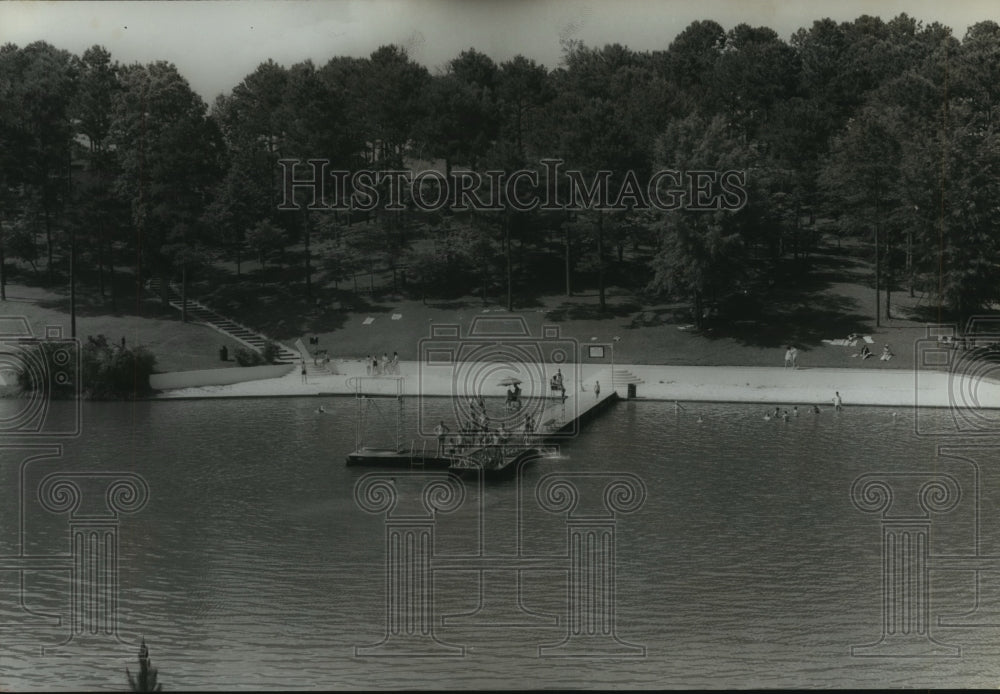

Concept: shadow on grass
[[906, 303, 959, 325], [702, 293, 871, 350], [546, 300, 641, 322], [426, 300, 475, 310], [199, 282, 396, 340], [36, 293, 179, 320]]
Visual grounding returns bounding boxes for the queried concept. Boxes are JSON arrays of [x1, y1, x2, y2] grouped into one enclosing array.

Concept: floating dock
[[345, 371, 621, 478]]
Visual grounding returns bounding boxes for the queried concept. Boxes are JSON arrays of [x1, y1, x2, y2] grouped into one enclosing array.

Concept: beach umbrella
[[497, 377, 522, 386]]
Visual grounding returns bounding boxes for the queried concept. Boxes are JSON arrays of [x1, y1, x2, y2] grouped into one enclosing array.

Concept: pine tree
[[126, 638, 163, 692]]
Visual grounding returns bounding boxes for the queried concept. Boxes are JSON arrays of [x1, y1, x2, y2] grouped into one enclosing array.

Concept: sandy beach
[[152, 359, 1000, 409]]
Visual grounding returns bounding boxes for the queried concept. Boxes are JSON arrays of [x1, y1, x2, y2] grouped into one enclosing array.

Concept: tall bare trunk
[[505, 213, 512, 312], [597, 212, 606, 312], [564, 225, 572, 297]]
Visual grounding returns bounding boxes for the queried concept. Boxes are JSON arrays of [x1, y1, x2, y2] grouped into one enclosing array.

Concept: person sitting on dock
[[434, 421, 450, 455]]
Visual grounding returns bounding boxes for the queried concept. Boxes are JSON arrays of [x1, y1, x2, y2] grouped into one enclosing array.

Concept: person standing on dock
[[594, 381, 601, 399], [434, 421, 450, 455]]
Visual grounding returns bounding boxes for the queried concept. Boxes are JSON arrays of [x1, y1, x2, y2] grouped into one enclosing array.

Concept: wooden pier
[[531, 372, 620, 439], [345, 371, 621, 478]]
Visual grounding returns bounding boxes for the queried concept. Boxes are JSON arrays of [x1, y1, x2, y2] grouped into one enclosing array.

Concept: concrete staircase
[[612, 369, 644, 391], [294, 338, 338, 376], [146, 279, 299, 364]]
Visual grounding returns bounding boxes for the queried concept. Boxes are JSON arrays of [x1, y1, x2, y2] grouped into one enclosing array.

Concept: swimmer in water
[[316, 405, 326, 414], [793, 406, 799, 417], [812, 405, 820, 414], [782, 411, 789, 422], [697, 415, 704, 424], [764, 411, 772, 421]]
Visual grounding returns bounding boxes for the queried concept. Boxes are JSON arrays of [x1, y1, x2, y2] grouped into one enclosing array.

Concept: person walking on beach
[[784, 346, 793, 368], [301, 359, 308, 384], [365, 354, 372, 376], [594, 381, 601, 399], [790, 346, 799, 368], [834, 391, 843, 411]]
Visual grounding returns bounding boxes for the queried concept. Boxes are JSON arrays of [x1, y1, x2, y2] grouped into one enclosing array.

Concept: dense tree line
[[2, 14, 999, 331]]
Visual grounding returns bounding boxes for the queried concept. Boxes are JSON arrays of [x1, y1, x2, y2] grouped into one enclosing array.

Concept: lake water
[[2, 396, 1000, 689]]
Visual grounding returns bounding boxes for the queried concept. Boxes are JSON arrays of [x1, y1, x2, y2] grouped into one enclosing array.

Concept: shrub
[[14, 341, 80, 399], [80, 335, 157, 400], [234, 343, 280, 366], [16, 335, 157, 400], [261, 342, 282, 364], [233, 347, 264, 366]]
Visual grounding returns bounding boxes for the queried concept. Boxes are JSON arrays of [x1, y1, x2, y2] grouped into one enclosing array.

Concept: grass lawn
[[0, 236, 962, 374], [0, 283, 248, 373], [205, 239, 952, 372]]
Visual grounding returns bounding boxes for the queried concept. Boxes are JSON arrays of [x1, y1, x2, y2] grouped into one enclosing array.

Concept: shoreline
[[147, 360, 1000, 409], [2, 361, 991, 409]]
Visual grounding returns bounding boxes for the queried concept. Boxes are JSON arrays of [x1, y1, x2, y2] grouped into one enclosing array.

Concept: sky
[[0, 0, 995, 102]]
